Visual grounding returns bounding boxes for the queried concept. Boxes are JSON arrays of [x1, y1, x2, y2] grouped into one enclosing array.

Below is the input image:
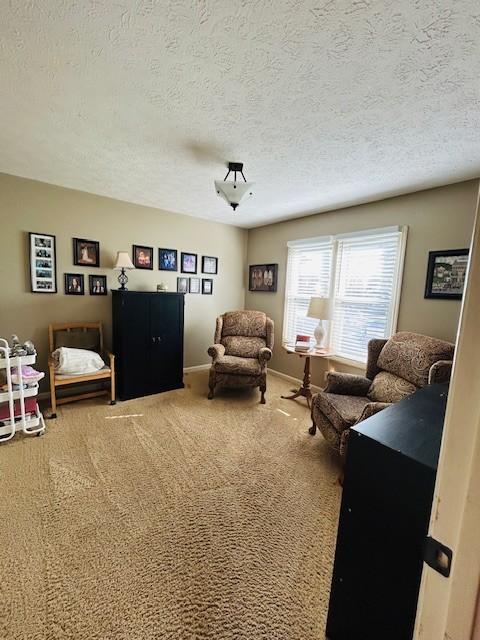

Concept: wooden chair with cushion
[[48, 322, 115, 418]]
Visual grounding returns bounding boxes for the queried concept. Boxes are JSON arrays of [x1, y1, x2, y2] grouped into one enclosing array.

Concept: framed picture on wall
[[249, 263, 278, 292], [73, 238, 100, 267], [424, 249, 469, 300], [65, 273, 84, 295], [29, 232, 57, 293], [177, 277, 188, 293], [202, 278, 213, 295], [159, 248, 177, 271], [133, 245, 153, 270], [202, 256, 218, 274], [181, 252, 197, 273], [89, 274, 107, 295], [189, 277, 200, 294]]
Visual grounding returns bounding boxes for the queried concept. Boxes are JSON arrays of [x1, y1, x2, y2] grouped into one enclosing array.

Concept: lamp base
[[117, 268, 128, 291], [313, 321, 325, 349]]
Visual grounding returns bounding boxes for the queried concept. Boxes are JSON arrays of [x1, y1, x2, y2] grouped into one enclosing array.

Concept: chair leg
[[49, 366, 57, 419], [308, 399, 316, 434], [208, 369, 215, 399], [109, 355, 116, 405], [260, 385, 266, 404], [110, 372, 116, 405]]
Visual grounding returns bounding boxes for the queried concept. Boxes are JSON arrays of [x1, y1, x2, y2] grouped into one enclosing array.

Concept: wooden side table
[[281, 344, 334, 408]]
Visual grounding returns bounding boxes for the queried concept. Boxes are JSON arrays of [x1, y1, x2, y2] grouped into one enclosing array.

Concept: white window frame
[[282, 235, 334, 346], [283, 225, 408, 366]]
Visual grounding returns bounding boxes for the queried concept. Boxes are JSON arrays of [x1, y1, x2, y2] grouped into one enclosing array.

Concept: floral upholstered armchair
[[207, 310, 274, 404], [310, 331, 455, 459]]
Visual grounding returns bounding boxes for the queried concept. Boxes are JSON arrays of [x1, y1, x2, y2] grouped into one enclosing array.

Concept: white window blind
[[330, 230, 404, 363], [282, 227, 406, 364], [283, 239, 333, 345]]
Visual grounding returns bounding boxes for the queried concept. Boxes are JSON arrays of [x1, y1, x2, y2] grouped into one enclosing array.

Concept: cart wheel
[[37, 430, 45, 437]]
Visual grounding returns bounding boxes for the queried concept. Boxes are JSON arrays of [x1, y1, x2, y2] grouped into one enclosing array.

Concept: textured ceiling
[[1, 1, 479, 228]]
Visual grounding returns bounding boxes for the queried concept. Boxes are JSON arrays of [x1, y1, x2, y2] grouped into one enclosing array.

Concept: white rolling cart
[[0, 338, 46, 442]]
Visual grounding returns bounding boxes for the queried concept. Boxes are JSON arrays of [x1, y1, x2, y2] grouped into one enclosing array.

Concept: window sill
[[328, 354, 366, 370]]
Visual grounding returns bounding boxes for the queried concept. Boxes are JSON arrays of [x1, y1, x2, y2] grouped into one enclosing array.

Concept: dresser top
[[111, 290, 184, 295], [352, 383, 449, 469]]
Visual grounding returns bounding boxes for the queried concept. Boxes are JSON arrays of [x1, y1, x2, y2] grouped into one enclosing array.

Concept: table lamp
[[307, 296, 331, 348], [114, 251, 135, 290]]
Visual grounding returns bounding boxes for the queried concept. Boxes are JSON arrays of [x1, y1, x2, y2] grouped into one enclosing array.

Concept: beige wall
[[0, 173, 247, 390], [1, 173, 477, 396], [245, 180, 479, 387]]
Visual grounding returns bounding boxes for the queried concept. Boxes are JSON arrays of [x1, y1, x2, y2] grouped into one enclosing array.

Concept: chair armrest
[[324, 372, 371, 396], [258, 347, 272, 366], [48, 353, 58, 370], [357, 401, 391, 423], [100, 350, 115, 367], [365, 338, 388, 380], [208, 344, 225, 360], [428, 360, 453, 385], [340, 400, 391, 459]]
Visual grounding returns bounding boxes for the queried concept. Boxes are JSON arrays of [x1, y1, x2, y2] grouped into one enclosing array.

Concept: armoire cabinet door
[[113, 291, 184, 400], [149, 294, 184, 393], [115, 292, 151, 400]]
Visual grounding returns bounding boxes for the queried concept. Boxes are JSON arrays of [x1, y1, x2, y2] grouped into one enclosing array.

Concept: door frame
[[414, 185, 480, 639]]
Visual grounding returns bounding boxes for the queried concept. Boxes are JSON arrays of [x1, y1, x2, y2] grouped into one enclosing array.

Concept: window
[[283, 227, 407, 364], [283, 238, 333, 346]]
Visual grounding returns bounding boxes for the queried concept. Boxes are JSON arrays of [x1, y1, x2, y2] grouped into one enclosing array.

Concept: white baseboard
[[268, 368, 322, 393], [38, 367, 210, 400], [183, 364, 210, 373], [183, 364, 323, 392], [38, 366, 320, 399]]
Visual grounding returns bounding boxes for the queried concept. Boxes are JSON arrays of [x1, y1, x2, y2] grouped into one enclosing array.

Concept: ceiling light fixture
[[214, 162, 254, 211]]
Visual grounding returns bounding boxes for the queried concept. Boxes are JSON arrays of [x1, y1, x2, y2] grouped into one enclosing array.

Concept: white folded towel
[[52, 347, 105, 375]]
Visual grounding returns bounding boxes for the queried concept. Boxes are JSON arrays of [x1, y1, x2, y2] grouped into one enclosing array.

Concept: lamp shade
[[114, 251, 135, 270], [307, 296, 330, 320], [214, 180, 254, 209]]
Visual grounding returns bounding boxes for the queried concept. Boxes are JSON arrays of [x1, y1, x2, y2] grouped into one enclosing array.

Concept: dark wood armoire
[[112, 291, 184, 400], [326, 383, 449, 640]]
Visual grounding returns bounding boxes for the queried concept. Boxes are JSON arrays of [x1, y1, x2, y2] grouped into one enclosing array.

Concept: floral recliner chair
[[207, 310, 274, 404], [310, 331, 455, 458]]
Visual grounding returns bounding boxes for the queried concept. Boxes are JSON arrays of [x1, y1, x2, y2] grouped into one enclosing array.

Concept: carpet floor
[[0, 371, 341, 640]]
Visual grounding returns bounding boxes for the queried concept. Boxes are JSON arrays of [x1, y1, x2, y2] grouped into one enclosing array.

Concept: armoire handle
[[152, 336, 156, 343]]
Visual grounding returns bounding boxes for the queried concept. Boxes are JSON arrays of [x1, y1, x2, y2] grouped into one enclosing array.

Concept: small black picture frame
[[65, 273, 84, 295], [202, 256, 218, 274], [181, 252, 197, 274], [202, 278, 213, 295], [73, 238, 100, 267], [177, 276, 188, 293], [29, 232, 58, 293], [189, 277, 200, 294], [159, 248, 177, 271], [249, 263, 278, 292], [89, 274, 107, 296], [133, 244, 154, 270], [424, 249, 469, 300]]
